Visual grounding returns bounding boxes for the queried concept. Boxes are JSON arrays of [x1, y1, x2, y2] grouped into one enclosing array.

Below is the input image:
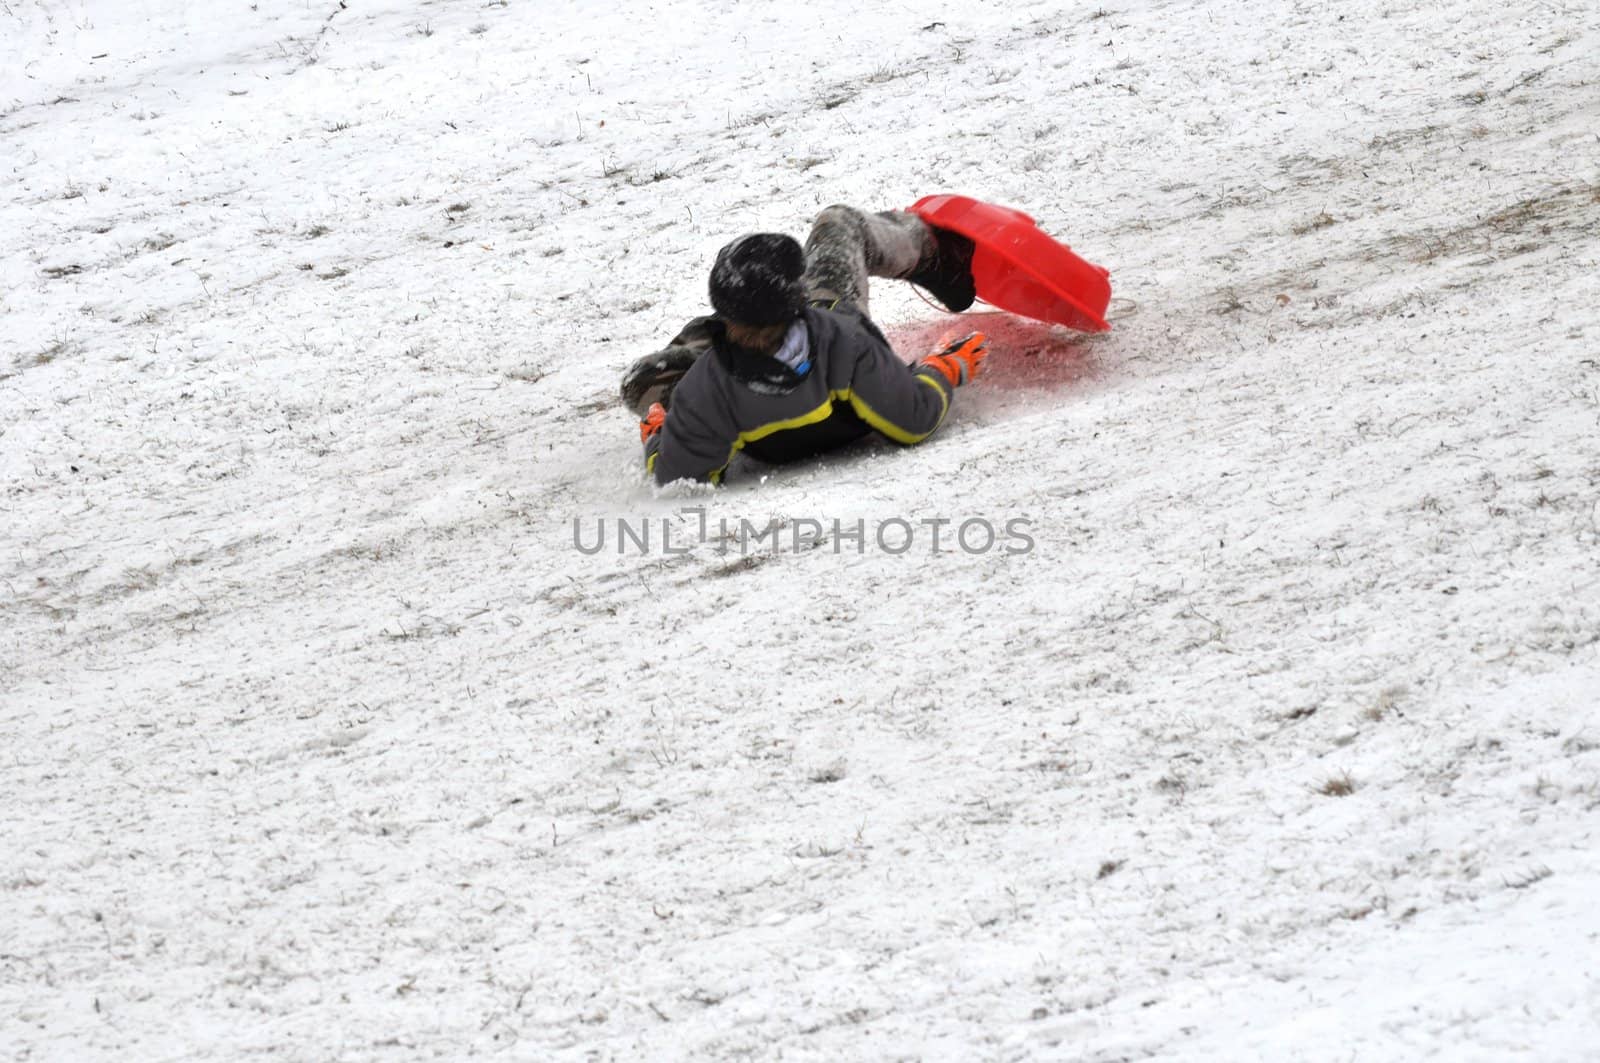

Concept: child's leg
[[619, 315, 717, 416], [802, 205, 974, 314], [801, 206, 933, 314]]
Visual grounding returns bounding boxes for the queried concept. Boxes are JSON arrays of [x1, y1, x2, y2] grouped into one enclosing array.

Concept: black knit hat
[[708, 233, 807, 326]]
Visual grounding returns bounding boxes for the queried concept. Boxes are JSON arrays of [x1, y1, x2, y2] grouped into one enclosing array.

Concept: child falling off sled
[[620, 205, 989, 486]]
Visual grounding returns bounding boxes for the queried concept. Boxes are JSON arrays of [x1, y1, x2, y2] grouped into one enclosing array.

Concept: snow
[[3, 0, 1599, 1058]]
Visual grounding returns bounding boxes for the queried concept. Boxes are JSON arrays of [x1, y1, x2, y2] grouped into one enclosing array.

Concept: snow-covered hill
[[3, 0, 1598, 1058]]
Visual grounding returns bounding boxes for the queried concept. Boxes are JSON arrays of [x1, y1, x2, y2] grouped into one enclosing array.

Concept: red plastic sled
[[908, 194, 1112, 332]]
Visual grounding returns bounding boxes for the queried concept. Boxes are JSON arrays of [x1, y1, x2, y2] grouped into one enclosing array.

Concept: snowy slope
[[3, 0, 1599, 1058]]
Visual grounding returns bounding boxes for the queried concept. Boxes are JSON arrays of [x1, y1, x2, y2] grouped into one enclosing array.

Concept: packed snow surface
[[3, 0, 1599, 1059]]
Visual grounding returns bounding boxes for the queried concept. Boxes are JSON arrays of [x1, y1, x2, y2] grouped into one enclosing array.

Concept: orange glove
[[639, 402, 666, 444], [918, 332, 988, 387]]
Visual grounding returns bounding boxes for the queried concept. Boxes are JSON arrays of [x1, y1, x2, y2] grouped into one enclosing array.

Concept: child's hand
[[919, 332, 989, 386], [639, 402, 666, 443]]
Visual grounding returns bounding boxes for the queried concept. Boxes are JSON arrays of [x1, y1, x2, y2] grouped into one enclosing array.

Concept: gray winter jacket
[[643, 303, 954, 485]]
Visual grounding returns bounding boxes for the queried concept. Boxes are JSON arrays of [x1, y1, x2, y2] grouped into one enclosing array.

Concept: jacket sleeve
[[645, 384, 740, 485], [842, 324, 953, 445]]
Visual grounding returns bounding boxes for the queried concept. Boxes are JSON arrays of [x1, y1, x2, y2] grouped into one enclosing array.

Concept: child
[[623, 205, 987, 486]]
